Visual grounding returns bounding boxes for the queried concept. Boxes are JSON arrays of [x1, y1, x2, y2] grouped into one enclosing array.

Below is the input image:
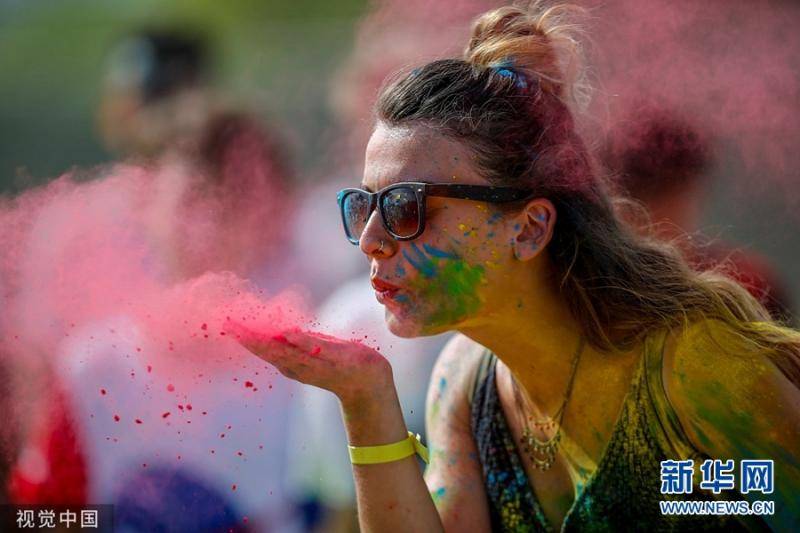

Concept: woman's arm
[[423, 335, 492, 531], [664, 320, 800, 531], [229, 324, 444, 532], [340, 377, 443, 532]]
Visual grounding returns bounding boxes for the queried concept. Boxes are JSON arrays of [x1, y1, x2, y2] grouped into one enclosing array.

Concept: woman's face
[[359, 123, 552, 338]]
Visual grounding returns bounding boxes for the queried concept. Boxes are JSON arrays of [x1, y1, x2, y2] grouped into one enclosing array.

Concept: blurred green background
[[0, 0, 366, 193]]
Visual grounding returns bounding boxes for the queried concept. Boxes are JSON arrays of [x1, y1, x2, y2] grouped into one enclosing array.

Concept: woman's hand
[[229, 320, 445, 533], [226, 321, 394, 406]]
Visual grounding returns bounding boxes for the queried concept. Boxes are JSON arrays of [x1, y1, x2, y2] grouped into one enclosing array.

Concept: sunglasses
[[337, 181, 533, 245]]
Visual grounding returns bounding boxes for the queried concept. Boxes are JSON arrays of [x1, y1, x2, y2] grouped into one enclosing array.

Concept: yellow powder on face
[[485, 260, 500, 269]]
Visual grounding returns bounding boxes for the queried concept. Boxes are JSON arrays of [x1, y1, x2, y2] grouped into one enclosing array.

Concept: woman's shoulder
[[661, 317, 799, 450], [659, 319, 800, 530], [427, 335, 490, 416], [435, 334, 490, 385], [438, 333, 488, 362], [667, 317, 789, 365]]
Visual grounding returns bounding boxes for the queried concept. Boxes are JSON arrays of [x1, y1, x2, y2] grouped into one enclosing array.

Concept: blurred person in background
[[98, 28, 293, 283], [2, 27, 300, 531], [602, 102, 793, 322]]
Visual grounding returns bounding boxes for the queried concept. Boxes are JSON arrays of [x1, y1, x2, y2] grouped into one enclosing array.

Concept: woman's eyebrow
[[362, 178, 438, 192]]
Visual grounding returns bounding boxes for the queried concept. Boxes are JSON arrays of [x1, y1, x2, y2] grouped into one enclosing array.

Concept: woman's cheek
[[396, 241, 488, 330]]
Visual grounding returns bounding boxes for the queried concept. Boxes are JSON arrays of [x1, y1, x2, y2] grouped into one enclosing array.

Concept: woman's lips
[[371, 277, 404, 305]]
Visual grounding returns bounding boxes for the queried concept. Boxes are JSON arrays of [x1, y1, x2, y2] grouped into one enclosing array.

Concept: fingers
[[225, 321, 298, 364]]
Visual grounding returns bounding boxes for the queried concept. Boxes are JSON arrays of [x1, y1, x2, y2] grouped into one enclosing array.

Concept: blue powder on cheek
[[393, 293, 410, 303], [513, 224, 521, 231], [403, 243, 438, 278], [395, 264, 406, 277], [422, 243, 458, 259], [439, 377, 447, 392], [487, 232, 495, 238]]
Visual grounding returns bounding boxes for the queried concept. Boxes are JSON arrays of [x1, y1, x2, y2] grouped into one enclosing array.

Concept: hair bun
[[464, 2, 588, 107]]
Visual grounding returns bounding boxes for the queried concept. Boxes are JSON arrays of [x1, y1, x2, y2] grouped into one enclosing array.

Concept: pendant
[[520, 426, 561, 471]]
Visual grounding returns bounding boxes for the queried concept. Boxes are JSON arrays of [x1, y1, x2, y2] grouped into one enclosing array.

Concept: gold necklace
[[512, 336, 585, 471]]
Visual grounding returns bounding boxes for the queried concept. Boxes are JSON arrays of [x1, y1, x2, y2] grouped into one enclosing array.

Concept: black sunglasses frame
[[336, 181, 533, 245]]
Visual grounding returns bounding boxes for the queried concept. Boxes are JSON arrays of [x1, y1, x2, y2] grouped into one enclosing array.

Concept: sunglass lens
[[341, 191, 370, 242], [380, 187, 420, 238]]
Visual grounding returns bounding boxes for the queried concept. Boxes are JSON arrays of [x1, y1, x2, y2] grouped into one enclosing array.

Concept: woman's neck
[[459, 269, 590, 417]]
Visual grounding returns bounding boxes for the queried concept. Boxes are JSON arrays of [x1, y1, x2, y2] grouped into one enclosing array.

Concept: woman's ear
[[511, 198, 556, 261]]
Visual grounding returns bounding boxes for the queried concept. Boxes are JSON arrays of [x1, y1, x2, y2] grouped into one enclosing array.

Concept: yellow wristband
[[348, 431, 429, 465]]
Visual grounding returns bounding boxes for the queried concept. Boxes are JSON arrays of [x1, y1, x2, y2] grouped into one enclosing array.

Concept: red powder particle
[[231, 484, 237, 491], [142, 463, 147, 468], [186, 404, 192, 411], [167, 384, 175, 392], [272, 334, 289, 344], [310, 346, 321, 356], [220, 433, 225, 438], [147, 365, 152, 373], [135, 419, 143, 424], [162, 412, 171, 419], [178, 405, 184, 411], [100, 388, 107, 395], [136, 347, 142, 352], [201, 323, 208, 330], [211, 449, 215, 454], [245, 381, 254, 388], [202, 411, 208, 415], [114, 415, 120, 422], [237, 451, 243, 456], [220, 332, 226, 336], [258, 445, 264, 450]]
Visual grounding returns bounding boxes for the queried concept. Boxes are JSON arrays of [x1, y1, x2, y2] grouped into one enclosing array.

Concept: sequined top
[[469, 326, 771, 532]]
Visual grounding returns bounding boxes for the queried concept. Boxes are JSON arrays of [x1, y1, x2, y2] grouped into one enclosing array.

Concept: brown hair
[[375, 2, 800, 386]]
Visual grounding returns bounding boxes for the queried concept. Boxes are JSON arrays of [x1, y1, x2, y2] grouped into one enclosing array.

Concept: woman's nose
[[359, 210, 396, 258]]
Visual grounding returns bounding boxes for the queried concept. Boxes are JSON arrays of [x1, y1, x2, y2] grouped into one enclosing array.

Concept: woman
[[233, 4, 800, 531]]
